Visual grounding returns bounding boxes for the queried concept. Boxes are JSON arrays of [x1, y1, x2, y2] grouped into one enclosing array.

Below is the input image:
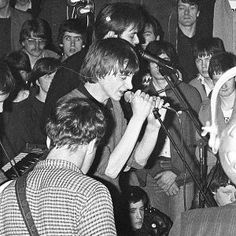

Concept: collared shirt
[[197, 74, 213, 97], [15, 0, 32, 12], [0, 159, 116, 235]]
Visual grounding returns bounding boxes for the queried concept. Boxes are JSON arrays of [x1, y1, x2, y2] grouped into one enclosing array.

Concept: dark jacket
[[134, 80, 201, 186]]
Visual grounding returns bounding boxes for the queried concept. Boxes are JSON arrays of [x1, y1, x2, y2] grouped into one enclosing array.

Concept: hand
[[131, 90, 154, 122], [214, 185, 236, 206], [155, 171, 177, 192], [147, 96, 166, 127], [166, 182, 179, 196]]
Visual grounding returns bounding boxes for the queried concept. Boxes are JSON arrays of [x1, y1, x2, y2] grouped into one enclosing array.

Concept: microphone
[[139, 50, 177, 74], [124, 91, 177, 113]]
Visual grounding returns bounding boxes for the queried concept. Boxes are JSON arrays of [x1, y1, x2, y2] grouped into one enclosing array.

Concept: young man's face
[[37, 72, 56, 94], [149, 52, 170, 82], [142, 24, 159, 50], [212, 73, 236, 97], [129, 200, 145, 230], [62, 32, 83, 59], [98, 70, 133, 101], [195, 55, 212, 79], [0, 0, 9, 9], [22, 33, 47, 58], [178, 0, 199, 27], [119, 24, 139, 46]]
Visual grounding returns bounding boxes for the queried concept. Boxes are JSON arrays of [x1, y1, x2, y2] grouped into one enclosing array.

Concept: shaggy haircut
[[80, 38, 139, 83], [46, 97, 106, 151], [95, 2, 144, 40]]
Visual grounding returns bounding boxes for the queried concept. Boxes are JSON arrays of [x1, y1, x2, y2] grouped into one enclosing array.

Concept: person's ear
[[59, 43, 63, 47], [197, 10, 200, 18], [36, 80, 40, 86], [104, 31, 118, 39]]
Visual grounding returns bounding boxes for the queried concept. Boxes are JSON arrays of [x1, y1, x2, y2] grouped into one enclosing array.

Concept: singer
[[130, 40, 202, 221], [59, 38, 165, 229]]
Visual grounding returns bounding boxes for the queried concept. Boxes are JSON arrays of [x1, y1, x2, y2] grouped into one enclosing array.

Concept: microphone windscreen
[[124, 91, 134, 103]]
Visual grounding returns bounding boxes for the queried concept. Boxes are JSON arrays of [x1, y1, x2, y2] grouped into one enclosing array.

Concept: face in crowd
[[22, 33, 47, 58], [195, 54, 212, 79], [119, 24, 140, 47], [37, 72, 56, 94], [178, 0, 200, 28], [62, 31, 84, 59], [129, 200, 145, 230], [212, 74, 236, 98]]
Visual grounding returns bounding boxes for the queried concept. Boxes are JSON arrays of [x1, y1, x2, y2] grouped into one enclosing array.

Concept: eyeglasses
[[25, 38, 47, 46]]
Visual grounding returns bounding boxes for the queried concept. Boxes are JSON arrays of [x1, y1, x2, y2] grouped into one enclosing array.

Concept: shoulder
[[68, 173, 111, 199], [63, 48, 88, 71], [60, 88, 85, 102], [10, 7, 31, 20], [189, 77, 200, 87], [43, 50, 60, 59], [12, 90, 30, 103]]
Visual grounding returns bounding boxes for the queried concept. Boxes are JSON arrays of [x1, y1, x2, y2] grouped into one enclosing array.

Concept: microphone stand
[[152, 108, 215, 207], [140, 51, 216, 207]]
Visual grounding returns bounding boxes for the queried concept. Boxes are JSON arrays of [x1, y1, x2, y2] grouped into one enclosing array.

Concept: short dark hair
[[146, 40, 180, 68], [122, 186, 149, 207], [30, 57, 61, 85], [193, 37, 225, 59], [57, 18, 87, 46], [142, 10, 164, 40], [178, 0, 200, 8], [80, 38, 139, 83], [46, 97, 106, 151], [4, 50, 31, 73], [95, 2, 144, 40], [0, 60, 15, 95], [208, 52, 236, 79], [4, 50, 30, 92], [19, 18, 52, 44]]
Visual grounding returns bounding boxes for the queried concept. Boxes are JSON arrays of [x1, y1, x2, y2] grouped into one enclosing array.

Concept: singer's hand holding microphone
[[124, 90, 167, 126]]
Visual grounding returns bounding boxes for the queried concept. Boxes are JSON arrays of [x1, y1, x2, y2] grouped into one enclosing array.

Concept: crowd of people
[[0, 0, 236, 235]]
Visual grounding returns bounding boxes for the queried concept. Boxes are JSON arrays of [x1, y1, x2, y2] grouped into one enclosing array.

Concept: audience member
[[168, 0, 202, 83], [122, 185, 172, 236], [1, 57, 61, 163], [207, 162, 236, 207], [141, 12, 164, 50], [9, 0, 41, 18], [198, 52, 236, 173], [189, 37, 225, 102], [169, 53, 236, 236], [42, 2, 144, 128], [39, 0, 92, 46], [57, 18, 87, 61], [0, 0, 31, 59], [20, 18, 59, 68], [0, 97, 116, 235], [4, 50, 31, 101], [129, 40, 201, 221], [0, 60, 15, 184]]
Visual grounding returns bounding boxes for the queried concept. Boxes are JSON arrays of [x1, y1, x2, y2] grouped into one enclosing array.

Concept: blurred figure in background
[[20, 18, 59, 68], [1, 57, 61, 163]]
